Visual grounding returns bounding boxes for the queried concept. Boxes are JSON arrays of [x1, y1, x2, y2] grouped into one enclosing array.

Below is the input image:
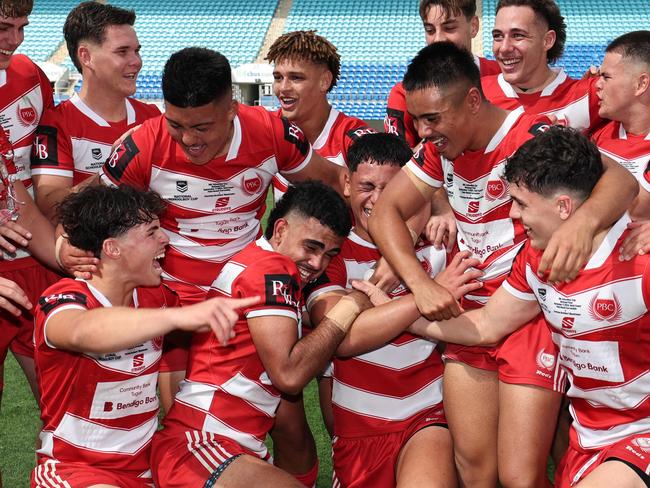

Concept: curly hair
[[0, 0, 32, 18]]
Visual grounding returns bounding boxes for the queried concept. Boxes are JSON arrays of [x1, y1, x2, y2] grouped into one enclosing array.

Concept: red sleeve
[[404, 141, 445, 188], [99, 118, 155, 190], [303, 254, 347, 310], [30, 106, 74, 177], [479, 57, 502, 77], [502, 243, 537, 300], [385, 82, 419, 148], [341, 120, 376, 158], [270, 115, 314, 176]]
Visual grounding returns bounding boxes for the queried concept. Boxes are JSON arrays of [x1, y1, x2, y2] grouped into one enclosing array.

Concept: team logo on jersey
[[561, 316, 575, 330], [538, 288, 546, 300], [281, 117, 309, 156], [91, 148, 103, 160], [485, 178, 508, 201], [412, 142, 425, 167], [384, 109, 405, 137], [467, 201, 480, 214], [347, 126, 376, 141], [151, 336, 163, 351], [16, 97, 37, 127], [242, 173, 262, 195], [632, 438, 650, 453], [39, 291, 87, 314], [445, 172, 453, 187], [176, 181, 188, 193], [529, 122, 552, 135], [536, 349, 556, 370], [265, 273, 300, 308], [588, 294, 622, 322]]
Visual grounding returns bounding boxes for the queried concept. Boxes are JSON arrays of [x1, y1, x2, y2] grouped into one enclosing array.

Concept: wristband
[[55, 234, 67, 270], [324, 295, 362, 332]]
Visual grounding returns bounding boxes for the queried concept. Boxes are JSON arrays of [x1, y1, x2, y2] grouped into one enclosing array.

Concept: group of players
[[0, 0, 649, 486]]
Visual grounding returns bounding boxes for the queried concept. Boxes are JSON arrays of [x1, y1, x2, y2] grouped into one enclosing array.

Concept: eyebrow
[[304, 239, 325, 250], [164, 116, 212, 129]]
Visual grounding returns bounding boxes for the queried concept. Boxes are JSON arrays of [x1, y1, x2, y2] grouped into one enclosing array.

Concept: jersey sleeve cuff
[[99, 169, 118, 187], [501, 280, 537, 301], [246, 308, 298, 321], [30, 168, 74, 178], [405, 160, 443, 188], [280, 146, 314, 175], [305, 285, 346, 311]]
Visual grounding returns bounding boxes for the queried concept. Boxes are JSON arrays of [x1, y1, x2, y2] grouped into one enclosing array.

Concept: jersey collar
[[255, 236, 274, 252], [584, 214, 631, 270], [225, 115, 242, 162], [76, 278, 139, 308], [485, 106, 526, 153], [312, 106, 339, 151], [618, 122, 650, 141], [0, 70, 6, 88], [348, 229, 377, 249], [497, 67, 567, 99], [70, 93, 137, 127]]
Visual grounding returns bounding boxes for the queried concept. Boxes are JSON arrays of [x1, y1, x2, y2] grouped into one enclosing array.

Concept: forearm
[[35, 187, 71, 224], [336, 295, 421, 357], [408, 308, 494, 345]]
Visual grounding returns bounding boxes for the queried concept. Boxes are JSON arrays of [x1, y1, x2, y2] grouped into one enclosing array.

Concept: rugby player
[[385, 0, 500, 147], [151, 181, 369, 488], [382, 126, 650, 488], [31, 1, 159, 222], [369, 42, 636, 487], [31, 185, 257, 488]]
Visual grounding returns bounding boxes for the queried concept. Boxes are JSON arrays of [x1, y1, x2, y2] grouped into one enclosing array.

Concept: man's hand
[[538, 215, 595, 284], [619, 221, 650, 260], [411, 278, 462, 321], [0, 220, 31, 253], [58, 237, 99, 279], [0, 277, 31, 316], [424, 214, 457, 252], [178, 296, 261, 346], [369, 257, 401, 293], [434, 251, 483, 299], [350, 279, 391, 306]]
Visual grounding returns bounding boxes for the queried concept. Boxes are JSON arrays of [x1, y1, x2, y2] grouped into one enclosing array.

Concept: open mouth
[[430, 136, 449, 152], [184, 144, 206, 158], [153, 250, 165, 272], [499, 58, 521, 71], [279, 97, 297, 110], [363, 207, 372, 217]]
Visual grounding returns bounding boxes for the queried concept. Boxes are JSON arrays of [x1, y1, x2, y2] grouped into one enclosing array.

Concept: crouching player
[[31, 185, 257, 488], [151, 181, 371, 487], [304, 133, 482, 487], [375, 126, 650, 488]]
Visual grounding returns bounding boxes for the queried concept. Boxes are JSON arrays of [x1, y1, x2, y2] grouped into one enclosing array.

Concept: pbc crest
[[632, 438, 650, 453], [16, 97, 37, 127], [242, 172, 262, 195], [485, 178, 508, 201], [588, 293, 622, 322], [536, 349, 556, 370]]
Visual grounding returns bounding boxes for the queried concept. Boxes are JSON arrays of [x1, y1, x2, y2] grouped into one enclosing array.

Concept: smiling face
[[164, 96, 237, 165], [113, 218, 169, 287], [422, 5, 478, 49], [80, 24, 142, 97], [344, 162, 401, 242], [0, 15, 27, 69], [406, 84, 475, 160], [492, 5, 555, 88], [508, 183, 562, 250], [272, 214, 343, 286], [273, 57, 332, 125]]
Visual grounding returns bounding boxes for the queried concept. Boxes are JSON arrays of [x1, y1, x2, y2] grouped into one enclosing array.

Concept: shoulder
[[130, 99, 162, 118], [136, 283, 180, 308], [38, 279, 92, 317]]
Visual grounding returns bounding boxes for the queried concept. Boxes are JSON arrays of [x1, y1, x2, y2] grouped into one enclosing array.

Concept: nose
[[8, 28, 23, 49], [181, 130, 198, 147], [508, 202, 520, 220], [369, 188, 382, 205], [498, 35, 514, 53], [159, 230, 170, 246], [416, 121, 434, 140], [308, 253, 325, 273]]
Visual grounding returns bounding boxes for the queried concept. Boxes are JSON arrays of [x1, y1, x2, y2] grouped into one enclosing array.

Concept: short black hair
[[0, 0, 32, 18], [64, 1, 136, 73], [59, 186, 166, 259], [419, 0, 477, 22], [264, 181, 351, 239], [606, 31, 650, 66], [495, 0, 566, 63], [347, 133, 412, 172], [403, 41, 483, 98], [504, 126, 602, 200], [162, 47, 232, 108]]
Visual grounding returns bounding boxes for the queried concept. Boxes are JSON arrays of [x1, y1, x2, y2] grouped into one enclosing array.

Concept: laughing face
[[0, 15, 27, 69], [115, 218, 169, 287]]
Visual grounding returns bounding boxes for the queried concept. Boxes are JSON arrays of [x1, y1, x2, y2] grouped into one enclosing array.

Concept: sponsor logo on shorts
[[632, 438, 650, 453], [588, 294, 622, 322], [536, 349, 556, 370]]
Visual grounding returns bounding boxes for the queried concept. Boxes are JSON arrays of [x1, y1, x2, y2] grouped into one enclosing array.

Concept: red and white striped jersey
[[406, 107, 551, 306], [591, 120, 650, 185], [271, 106, 374, 200], [161, 238, 302, 459], [0, 54, 53, 263], [503, 215, 650, 452], [31, 93, 159, 184], [34, 278, 179, 474], [99, 104, 313, 295], [385, 56, 501, 147], [482, 69, 602, 133], [304, 231, 446, 437]]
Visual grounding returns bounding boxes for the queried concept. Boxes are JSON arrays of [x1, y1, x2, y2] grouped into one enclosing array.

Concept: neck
[[292, 100, 331, 144], [513, 65, 557, 94], [467, 103, 510, 151], [85, 271, 136, 308], [621, 105, 650, 136], [352, 225, 373, 243], [79, 78, 128, 122]]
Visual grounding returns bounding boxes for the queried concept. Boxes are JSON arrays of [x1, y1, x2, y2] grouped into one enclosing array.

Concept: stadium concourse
[[2, 0, 649, 487]]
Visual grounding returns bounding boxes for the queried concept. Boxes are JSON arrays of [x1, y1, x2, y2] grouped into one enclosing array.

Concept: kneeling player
[[381, 127, 650, 488], [31, 186, 256, 488], [151, 181, 370, 487], [305, 133, 481, 487]]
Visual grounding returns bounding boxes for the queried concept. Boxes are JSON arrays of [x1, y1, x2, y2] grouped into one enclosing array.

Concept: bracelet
[[324, 295, 362, 332]]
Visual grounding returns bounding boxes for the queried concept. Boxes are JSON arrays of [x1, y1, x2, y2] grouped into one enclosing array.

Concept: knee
[[499, 467, 551, 488]]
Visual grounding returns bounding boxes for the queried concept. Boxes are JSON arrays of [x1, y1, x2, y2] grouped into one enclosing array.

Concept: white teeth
[[363, 208, 372, 217], [154, 252, 165, 260], [431, 136, 447, 147], [502, 58, 519, 66], [0, 49, 13, 56]]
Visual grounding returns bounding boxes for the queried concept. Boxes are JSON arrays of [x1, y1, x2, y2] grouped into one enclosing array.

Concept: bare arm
[[45, 296, 260, 354], [369, 167, 460, 321], [32, 174, 73, 223], [409, 286, 541, 345], [538, 155, 638, 282]]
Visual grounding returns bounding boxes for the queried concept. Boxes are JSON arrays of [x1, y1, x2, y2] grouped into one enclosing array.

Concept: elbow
[[271, 372, 305, 396]]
